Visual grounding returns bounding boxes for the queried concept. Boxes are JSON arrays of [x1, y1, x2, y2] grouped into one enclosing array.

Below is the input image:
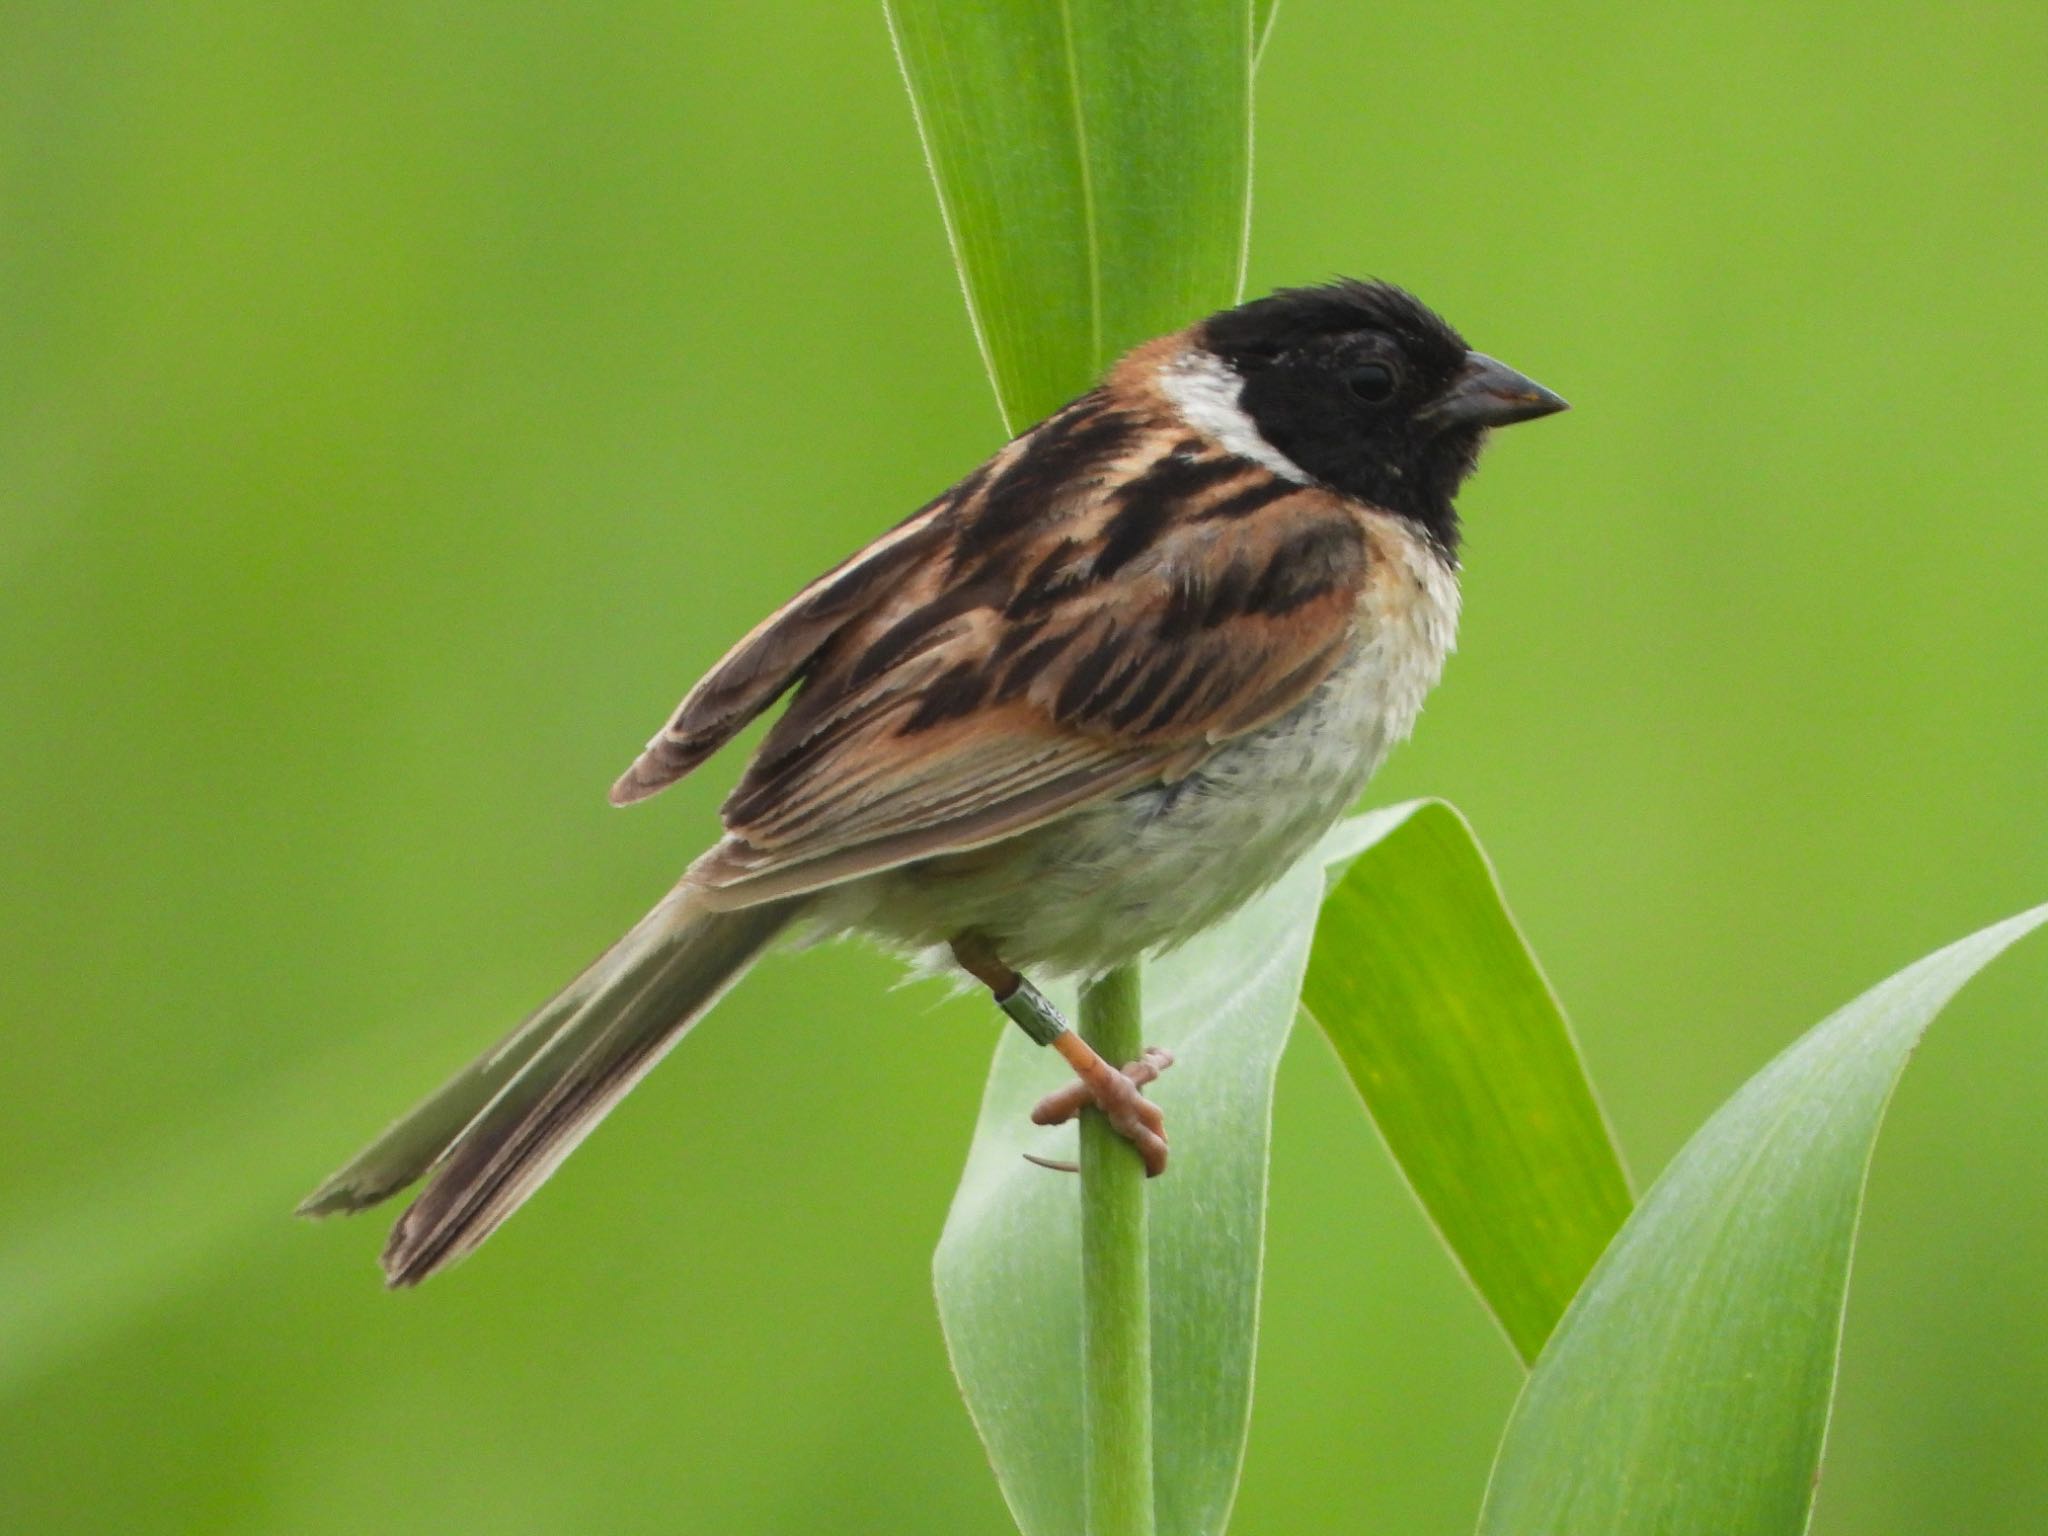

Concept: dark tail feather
[[301, 889, 802, 1287], [298, 960, 607, 1220]]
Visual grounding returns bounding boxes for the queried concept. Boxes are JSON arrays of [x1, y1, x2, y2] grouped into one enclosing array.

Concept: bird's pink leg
[[950, 935, 1173, 1177]]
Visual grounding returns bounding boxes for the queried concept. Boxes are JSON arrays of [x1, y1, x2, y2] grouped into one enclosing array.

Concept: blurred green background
[[4, 2, 2045, 1531]]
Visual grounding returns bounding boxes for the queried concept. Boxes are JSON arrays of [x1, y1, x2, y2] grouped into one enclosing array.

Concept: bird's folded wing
[[685, 472, 1370, 906]]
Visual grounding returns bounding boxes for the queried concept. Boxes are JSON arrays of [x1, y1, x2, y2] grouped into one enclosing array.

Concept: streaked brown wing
[[611, 386, 1137, 807], [668, 397, 1370, 906], [687, 724, 1192, 904], [609, 496, 954, 806]]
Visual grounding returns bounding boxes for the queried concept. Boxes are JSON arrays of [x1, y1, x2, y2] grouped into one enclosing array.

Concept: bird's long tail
[[298, 888, 803, 1286]]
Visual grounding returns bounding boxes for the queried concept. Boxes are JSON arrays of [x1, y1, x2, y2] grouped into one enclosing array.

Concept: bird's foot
[[1031, 1045, 1174, 1177]]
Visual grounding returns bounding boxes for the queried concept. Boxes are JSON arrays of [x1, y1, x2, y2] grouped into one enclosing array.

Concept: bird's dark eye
[[1343, 361, 1397, 402]]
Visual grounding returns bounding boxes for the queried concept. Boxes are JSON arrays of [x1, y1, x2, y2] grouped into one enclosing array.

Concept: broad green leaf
[[936, 853, 1323, 1536], [935, 796, 1625, 1533], [1303, 800, 1633, 1363], [1477, 904, 2048, 1536], [885, 0, 1254, 428]]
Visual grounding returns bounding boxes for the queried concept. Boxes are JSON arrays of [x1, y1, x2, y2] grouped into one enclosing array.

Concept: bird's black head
[[1199, 279, 1566, 553]]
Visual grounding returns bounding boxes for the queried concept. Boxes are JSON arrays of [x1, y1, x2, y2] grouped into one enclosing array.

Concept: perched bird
[[301, 279, 1566, 1285]]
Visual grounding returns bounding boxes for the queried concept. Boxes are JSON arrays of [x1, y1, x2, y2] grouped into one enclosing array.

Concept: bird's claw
[[1029, 1046, 1174, 1177]]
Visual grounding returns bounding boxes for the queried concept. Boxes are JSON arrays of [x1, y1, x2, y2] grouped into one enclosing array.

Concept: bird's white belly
[[836, 533, 1459, 978]]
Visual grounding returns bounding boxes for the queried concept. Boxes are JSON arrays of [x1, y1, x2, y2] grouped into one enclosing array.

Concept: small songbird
[[301, 279, 1566, 1285]]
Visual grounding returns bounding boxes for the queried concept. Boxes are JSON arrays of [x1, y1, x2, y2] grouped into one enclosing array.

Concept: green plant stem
[[1077, 963, 1155, 1536]]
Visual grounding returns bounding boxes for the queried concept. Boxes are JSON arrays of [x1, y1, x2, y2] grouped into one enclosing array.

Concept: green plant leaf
[[885, 0, 1254, 429], [937, 805, 1571, 1535], [1476, 903, 2048, 1536], [1303, 799, 1633, 1364], [935, 850, 1325, 1536]]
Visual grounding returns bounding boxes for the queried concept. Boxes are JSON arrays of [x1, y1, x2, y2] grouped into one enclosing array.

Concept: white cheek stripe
[[1158, 349, 1313, 485]]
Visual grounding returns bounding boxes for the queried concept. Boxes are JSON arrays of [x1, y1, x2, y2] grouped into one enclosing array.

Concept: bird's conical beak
[[1422, 351, 1569, 429]]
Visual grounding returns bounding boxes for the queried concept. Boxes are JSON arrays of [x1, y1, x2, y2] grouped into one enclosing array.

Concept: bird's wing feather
[[609, 498, 955, 805], [609, 385, 1139, 805], [658, 392, 1371, 905]]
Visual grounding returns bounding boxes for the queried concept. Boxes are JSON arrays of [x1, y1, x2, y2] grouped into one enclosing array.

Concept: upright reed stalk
[[1077, 963, 1155, 1536]]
